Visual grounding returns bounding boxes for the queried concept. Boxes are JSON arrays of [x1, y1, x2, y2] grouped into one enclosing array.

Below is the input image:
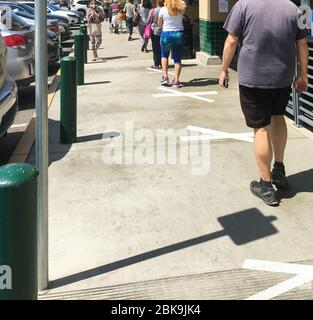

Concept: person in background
[[123, 0, 136, 41], [109, 0, 121, 33], [158, 0, 186, 88], [148, 0, 164, 68], [138, 0, 153, 52], [87, 0, 105, 61], [103, 0, 110, 20]]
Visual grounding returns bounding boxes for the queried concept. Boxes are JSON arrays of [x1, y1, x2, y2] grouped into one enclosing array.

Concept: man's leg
[[269, 115, 289, 188], [254, 126, 273, 183], [239, 85, 279, 205], [251, 126, 279, 206], [270, 115, 287, 163]]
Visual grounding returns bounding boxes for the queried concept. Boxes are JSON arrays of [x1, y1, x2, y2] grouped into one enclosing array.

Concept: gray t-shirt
[[124, 3, 135, 18], [223, 0, 307, 88], [139, 6, 151, 26]]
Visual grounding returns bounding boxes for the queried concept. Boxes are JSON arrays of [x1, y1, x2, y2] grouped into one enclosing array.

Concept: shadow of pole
[[49, 208, 278, 289]]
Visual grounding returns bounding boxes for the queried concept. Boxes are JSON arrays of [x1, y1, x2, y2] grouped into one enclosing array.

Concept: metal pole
[[35, 0, 49, 291]]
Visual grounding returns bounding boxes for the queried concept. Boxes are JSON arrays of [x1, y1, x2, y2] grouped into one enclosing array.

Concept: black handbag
[[133, 11, 140, 24]]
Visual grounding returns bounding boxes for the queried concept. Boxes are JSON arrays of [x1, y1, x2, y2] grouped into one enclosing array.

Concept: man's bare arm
[[219, 34, 239, 87], [295, 38, 309, 93]]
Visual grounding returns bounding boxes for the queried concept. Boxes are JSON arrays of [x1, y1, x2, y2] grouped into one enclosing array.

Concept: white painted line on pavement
[[153, 91, 218, 98], [180, 125, 254, 143], [243, 259, 313, 300], [146, 67, 175, 76], [243, 259, 313, 275], [155, 87, 216, 103]]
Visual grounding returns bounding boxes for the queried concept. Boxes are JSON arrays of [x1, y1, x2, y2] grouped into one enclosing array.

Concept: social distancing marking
[[180, 125, 254, 143], [243, 259, 313, 300], [146, 67, 175, 76], [153, 87, 217, 103]]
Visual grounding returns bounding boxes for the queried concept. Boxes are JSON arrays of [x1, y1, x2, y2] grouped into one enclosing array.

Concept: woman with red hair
[[158, 0, 186, 88]]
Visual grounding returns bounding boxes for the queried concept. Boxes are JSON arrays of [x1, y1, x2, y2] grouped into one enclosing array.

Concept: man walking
[[219, 0, 309, 206]]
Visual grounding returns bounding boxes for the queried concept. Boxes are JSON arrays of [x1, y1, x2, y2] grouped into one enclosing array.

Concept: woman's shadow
[[277, 169, 313, 199]]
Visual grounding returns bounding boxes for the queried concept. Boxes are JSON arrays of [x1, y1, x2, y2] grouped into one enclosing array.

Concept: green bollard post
[[80, 24, 89, 61], [0, 163, 39, 300], [60, 56, 77, 144], [74, 33, 85, 85]]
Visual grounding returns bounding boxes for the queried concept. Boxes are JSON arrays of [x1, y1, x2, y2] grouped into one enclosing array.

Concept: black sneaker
[[250, 180, 279, 206], [271, 165, 289, 189]]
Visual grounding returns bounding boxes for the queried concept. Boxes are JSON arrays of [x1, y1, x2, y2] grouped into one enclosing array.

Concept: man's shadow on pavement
[[277, 169, 313, 200]]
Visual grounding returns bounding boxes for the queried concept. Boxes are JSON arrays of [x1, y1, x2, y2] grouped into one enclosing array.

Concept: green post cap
[[61, 56, 76, 62], [0, 163, 39, 189]]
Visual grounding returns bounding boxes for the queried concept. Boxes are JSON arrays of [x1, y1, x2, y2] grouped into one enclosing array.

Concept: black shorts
[[239, 85, 291, 128]]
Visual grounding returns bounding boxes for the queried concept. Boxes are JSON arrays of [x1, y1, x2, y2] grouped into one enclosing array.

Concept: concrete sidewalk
[[32, 23, 313, 300]]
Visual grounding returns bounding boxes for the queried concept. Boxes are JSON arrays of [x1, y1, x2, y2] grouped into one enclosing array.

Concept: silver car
[[0, 11, 35, 86], [0, 34, 18, 138]]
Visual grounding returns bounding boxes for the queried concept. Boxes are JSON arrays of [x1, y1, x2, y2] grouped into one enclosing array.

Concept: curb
[[8, 70, 61, 164]]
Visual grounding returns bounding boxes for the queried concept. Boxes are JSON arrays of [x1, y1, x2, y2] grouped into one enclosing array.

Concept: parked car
[[71, 0, 103, 16], [47, 2, 84, 20], [47, 29, 62, 66], [0, 34, 18, 138], [4, 1, 69, 24], [19, 0, 84, 18], [0, 1, 68, 23], [47, 2, 81, 25], [15, 1, 82, 25], [0, 12, 35, 86], [59, 0, 70, 8], [0, 6, 62, 66], [0, 2, 62, 35], [15, 2, 72, 41], [48, 0, 60, 5]]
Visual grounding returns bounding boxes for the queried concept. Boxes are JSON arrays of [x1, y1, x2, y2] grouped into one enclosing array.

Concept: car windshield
[[48, 4, 60, 11], [10, 12, 31, 31], [23, 3, 34, 9], [13, 10, 34, 19], [17, 4, 35, 14]]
